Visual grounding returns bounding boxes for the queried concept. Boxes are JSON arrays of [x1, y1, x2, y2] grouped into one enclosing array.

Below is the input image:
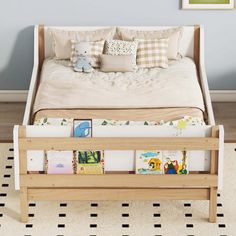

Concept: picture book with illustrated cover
[[135, 150, 163, 174], [73, 119, 92, 138], [163, 150, 189, 175], [76, 151, 104, 174], [46, 151, 75, 174]]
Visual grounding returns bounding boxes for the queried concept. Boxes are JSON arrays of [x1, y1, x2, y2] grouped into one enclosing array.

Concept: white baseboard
[[0, 90, 28, 102], [0, 90, 236, 102], [210, 90, 236, 102]]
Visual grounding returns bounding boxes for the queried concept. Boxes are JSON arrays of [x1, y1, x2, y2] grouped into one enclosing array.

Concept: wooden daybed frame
[[14, 25, 224, 223]]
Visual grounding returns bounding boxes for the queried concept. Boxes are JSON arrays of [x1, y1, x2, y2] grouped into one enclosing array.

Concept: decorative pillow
[[50, 27, 116, 59], [70, 40, 105, 68], [117, 27, 183, 60], [104, 40, 138, 68], [135, 38, 169, 69], [100, 54, 134, 72]]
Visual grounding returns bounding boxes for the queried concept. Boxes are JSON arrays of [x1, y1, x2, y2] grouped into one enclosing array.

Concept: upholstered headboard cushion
[[42, 26, 197, 59], [37, 25, 200, 73]]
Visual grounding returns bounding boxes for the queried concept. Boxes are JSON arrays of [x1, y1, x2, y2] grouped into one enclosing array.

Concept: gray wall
[[0, 0, 236, 90]]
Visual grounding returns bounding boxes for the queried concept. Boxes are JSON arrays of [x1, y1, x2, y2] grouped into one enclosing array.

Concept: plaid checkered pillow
[[135, 38, 169, 68], [70, 40, 105, 68]]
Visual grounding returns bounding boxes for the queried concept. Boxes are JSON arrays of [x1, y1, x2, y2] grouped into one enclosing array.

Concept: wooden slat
[[20, 186, 28, 223], [209, 187, 217, 223], [19, 127, 29, 222], [19, 127, 27, 174], [28, 188, 210, 201], [20, 174, 218, 188], [209, 126, 219, 223], [18, 137, 219, 151]]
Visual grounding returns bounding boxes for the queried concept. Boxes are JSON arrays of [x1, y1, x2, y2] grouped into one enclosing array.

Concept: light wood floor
[[0, 103, 25, 142], [212, 102, 236, 142], [0, 102, 235, 142]]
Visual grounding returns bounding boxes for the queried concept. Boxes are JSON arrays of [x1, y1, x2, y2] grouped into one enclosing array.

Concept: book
[[104, 150, 135, 172], [46, 151, 74, 174], [163, 150, 189, 175], [27, 151, 45, 172], [73, 119, 92, 138], [76, 151, 104, 174], [135, 150, 163, 174]]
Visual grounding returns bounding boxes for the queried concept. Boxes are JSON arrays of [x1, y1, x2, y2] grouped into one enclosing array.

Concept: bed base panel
[[18, 126, 220, 224]]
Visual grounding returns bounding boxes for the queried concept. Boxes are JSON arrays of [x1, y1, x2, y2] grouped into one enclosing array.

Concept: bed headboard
[[37, 25, 201, 72]]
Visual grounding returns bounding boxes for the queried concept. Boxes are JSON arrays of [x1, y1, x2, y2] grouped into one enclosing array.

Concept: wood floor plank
[[0, 102, 25, 141], [212, 102, 236, 141]]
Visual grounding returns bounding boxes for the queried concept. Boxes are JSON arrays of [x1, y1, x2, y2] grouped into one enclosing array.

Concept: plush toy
[[74, 42, 93, 73]]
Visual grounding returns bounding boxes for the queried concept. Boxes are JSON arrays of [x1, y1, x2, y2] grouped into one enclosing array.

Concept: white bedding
[[34, 57, 205, 113]]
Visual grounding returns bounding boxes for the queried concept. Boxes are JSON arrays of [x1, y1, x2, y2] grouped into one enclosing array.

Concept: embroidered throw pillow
[[70, 40, 105, 68], [135, 38, 169, 69], [104, 40, 138, 68]]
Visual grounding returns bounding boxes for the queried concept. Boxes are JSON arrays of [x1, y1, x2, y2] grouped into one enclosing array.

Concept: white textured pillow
[[70, 40, 105, 68], [135, 38, 169, 69], [51, 27, 115, 59], [117, 27, 183, 60], [104, 39, 138, 69]]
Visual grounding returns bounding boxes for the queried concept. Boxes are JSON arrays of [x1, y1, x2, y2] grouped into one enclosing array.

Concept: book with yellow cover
[[135, 150, 163, 174]]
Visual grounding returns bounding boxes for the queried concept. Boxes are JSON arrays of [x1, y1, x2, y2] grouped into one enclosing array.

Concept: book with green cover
[[76, 151, 104, 174]]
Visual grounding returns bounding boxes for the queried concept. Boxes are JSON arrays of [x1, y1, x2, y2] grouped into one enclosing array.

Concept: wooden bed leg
[[19, 127, 28, 222], [20, 186, 28, 223], [208, 126, 219, 223], [209, 187, 217, 223]]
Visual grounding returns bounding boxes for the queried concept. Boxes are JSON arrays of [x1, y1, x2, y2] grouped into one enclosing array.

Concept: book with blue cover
[[73, 119, 92, 138]]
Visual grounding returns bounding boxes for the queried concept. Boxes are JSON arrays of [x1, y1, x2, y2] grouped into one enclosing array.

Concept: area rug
[[0, 143, 235, 236]]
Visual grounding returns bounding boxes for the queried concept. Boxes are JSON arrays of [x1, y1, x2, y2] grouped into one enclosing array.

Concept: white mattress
[[34, 57, 205, 113]]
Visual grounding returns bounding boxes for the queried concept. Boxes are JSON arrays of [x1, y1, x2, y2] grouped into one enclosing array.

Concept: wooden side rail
[[19, 137, 219, 151], [20, 174, 218, 188], [28, 189, 210, 201], [18, 126, 220, 223]]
